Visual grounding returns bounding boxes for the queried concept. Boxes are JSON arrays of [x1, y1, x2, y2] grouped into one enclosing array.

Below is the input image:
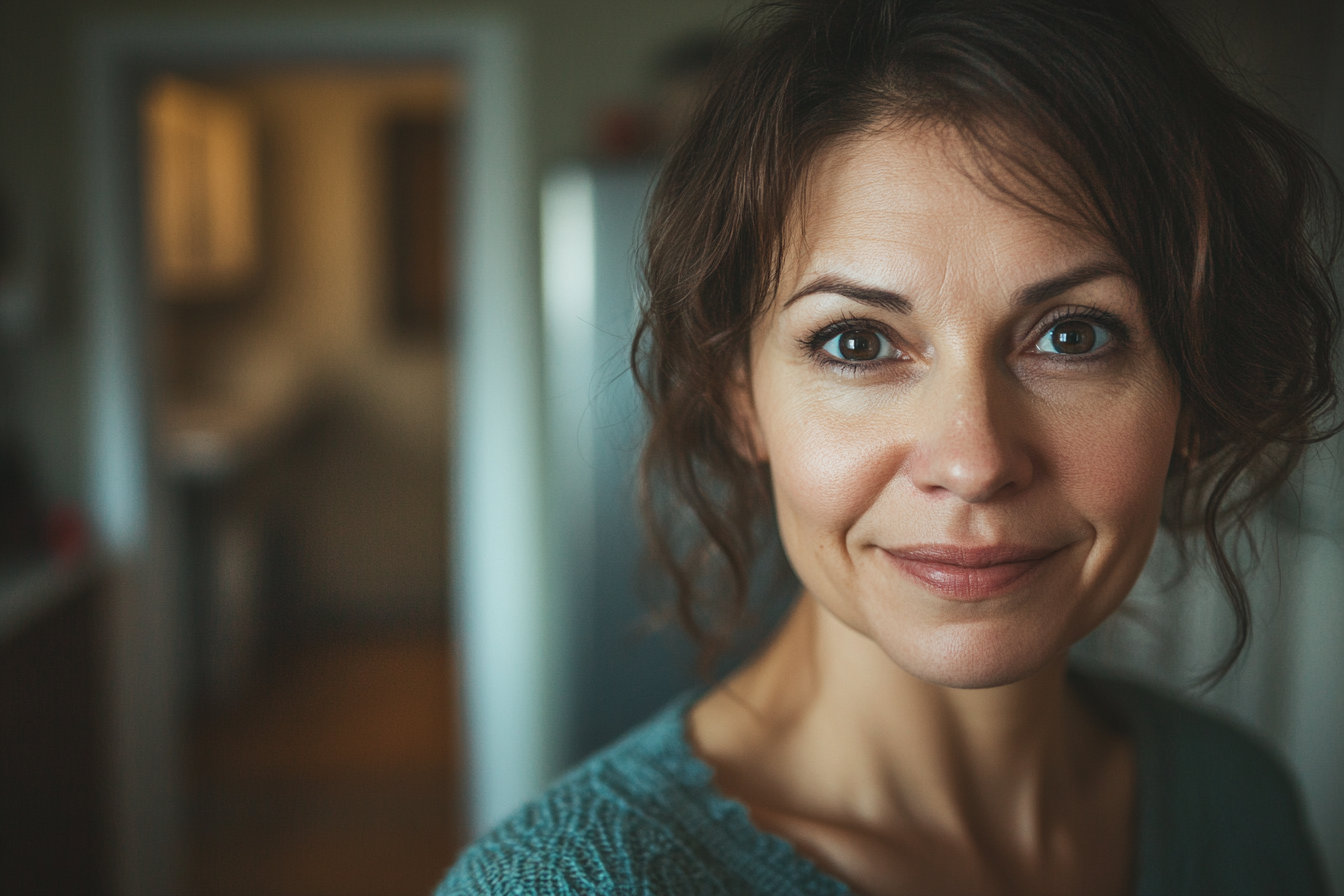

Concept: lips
[[881, 543, 1061, 601]]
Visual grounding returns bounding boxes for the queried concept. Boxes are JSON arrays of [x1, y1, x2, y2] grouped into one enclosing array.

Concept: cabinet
[[0, 562, 111, 895]]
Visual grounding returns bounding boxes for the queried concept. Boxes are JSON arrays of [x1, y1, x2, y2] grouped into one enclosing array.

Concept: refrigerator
[[542, 162, 699, 766]]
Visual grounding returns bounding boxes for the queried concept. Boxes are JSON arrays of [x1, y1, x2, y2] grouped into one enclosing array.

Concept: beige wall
[[217, 70, 452, 415]]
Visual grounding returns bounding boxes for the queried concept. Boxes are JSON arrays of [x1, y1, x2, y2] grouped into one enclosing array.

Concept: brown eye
[[837, 329, 881, 360], [1037, 319, 1109, 355], [819, 326, 897, 363]]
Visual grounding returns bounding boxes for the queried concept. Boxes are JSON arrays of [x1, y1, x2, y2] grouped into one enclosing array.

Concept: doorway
[[141, 66, 460, 896], [83, 20, 544, 896]]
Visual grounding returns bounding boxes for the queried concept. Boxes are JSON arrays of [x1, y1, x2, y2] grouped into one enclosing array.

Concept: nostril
[[942, 463, 1011, 503], [911, 421, 1032, 503]]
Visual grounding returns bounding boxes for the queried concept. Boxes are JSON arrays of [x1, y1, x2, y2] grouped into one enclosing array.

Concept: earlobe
[[727, 371, 768, 464]]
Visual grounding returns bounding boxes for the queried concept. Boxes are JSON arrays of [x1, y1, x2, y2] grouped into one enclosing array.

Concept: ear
[[726, 363, 769, 464]]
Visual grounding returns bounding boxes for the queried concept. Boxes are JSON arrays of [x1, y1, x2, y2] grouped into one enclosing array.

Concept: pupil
[[840, 330, 880, 361], [1051, 322, 1095, 354]]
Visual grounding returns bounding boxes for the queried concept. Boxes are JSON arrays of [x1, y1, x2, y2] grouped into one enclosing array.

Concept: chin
[[883, 619, 1069, 690]]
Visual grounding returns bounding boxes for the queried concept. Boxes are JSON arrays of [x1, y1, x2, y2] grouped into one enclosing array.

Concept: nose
[[906, 364, 1033, 504]]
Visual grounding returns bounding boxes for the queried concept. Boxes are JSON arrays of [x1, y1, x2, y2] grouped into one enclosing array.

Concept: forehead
[[784, 124, 1111, 291]]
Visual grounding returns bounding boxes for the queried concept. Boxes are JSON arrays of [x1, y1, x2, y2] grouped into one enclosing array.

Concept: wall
[[234, 70, 449, 391]]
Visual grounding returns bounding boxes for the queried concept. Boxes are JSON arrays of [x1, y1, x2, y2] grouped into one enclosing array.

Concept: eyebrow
[[785, 277, 911, 313], [785, 262, 1128, 313], [1011, 262, 1128, 308]]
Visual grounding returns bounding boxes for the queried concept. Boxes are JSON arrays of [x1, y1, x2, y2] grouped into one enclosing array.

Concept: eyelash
[[1033, 305, 1131, 357], [800, 316, 904, 373], [799, 305, 1131, 372]]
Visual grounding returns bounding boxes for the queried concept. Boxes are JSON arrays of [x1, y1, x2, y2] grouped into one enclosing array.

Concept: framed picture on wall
[[141, 75, 260, 302]]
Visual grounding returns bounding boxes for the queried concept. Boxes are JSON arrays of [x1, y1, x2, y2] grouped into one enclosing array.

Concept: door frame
[[81, 17, 549, 894]]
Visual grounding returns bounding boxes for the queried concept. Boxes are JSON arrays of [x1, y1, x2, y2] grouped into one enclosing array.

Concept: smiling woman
[[440, 1, 1339, 894], [734, 125, 1181, 693]]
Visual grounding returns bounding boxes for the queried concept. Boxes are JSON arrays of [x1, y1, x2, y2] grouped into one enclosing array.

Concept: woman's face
[[742, 125, 1181, 689]]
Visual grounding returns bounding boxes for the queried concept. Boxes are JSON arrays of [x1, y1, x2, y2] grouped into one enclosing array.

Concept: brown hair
[[632, 0, 1341, 682]]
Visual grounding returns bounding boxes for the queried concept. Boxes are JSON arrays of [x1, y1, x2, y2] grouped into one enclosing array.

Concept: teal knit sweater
[[439, 676, 1327, 895]]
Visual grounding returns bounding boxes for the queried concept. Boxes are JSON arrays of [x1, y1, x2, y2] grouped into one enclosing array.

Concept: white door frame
[[81, 17, 549, 895]]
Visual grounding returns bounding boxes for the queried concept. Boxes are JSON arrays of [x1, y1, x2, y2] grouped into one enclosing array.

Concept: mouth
[[881, 543, 1062, 601]]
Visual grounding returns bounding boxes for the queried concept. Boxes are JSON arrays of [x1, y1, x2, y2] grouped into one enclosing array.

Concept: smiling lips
[[883, 544, 1061, 600]]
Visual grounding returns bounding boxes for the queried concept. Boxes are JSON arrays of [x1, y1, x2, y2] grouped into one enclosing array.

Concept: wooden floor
[[185, 634, 465, 896]]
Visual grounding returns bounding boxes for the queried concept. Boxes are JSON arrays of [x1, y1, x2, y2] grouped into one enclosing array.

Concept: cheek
[[759, 389, 906, 543], [1047, 376, 1179, 551]]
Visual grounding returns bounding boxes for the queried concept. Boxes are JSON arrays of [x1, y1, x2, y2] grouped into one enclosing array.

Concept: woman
[[442, 0, 1338, 892]]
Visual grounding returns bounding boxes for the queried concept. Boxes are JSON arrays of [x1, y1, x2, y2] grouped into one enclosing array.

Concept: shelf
[[0, 558, 100, 644]]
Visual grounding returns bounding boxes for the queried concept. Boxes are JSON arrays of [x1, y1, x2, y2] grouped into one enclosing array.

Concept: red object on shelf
[[45, 504, 89, 563], [593, 103, 654, 160]]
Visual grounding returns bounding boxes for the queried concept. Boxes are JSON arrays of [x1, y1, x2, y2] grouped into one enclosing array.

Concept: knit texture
[[438, 675, 1327, 896]]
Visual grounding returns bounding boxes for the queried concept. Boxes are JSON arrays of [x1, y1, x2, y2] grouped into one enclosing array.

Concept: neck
[[695, 592, 1089, 839]]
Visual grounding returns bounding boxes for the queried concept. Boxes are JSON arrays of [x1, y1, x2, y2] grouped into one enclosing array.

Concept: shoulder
[[1101, 675, 1301, 812], [436, 697, 739, 896], [1086, 674, 1328, 896]]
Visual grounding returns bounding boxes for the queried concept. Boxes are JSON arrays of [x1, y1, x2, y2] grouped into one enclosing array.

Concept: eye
[[821, 327, 897, 362], [1036, 319, 1112, 355]]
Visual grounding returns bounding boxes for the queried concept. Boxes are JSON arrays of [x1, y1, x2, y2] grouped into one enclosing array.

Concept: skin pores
[[740, 125, 1182, 689]]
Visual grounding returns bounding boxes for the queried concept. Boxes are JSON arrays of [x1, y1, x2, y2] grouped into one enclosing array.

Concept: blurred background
[[0, 1, 1340, 895]]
